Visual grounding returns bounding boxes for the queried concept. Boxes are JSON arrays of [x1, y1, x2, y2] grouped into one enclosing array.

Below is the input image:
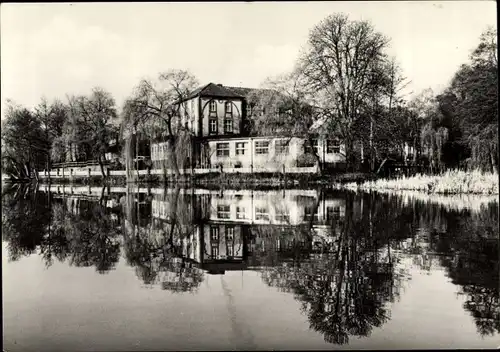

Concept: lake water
[[2, 183, 499, 351]]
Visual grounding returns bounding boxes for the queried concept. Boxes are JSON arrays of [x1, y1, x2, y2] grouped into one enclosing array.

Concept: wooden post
[[282, 164, 286, 186], [250, 137, 254, 175]]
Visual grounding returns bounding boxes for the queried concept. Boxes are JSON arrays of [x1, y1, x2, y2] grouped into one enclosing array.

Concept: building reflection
[[140, 188, 348, 275]]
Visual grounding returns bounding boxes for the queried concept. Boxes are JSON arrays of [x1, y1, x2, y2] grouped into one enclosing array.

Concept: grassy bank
[[193, 172, 374, 187], [37, 172, 375, 188], [345, 169, 499, 195]]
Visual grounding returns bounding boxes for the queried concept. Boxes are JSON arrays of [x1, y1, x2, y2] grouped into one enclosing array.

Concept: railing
[[52, 160, 110, 168], [38, 164, 320, 178]]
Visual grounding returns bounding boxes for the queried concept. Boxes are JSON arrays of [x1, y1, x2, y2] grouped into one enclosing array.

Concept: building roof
[[182, 83, 276, 102], [185, 82, 245, 100]]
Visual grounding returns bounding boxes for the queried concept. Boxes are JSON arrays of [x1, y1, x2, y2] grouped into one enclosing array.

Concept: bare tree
[[63, 87, 119, 177], [122, 69, 199, 180], [34, 98, 68, 171], [247, 69, 326, 172], [300, 13, 390, 171]]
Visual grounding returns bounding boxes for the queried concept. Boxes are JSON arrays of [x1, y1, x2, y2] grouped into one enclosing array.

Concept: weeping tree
[[121, 69, 199, 182], [446, 27, 498, 173], [411, 27, 498, 174], [121, 188, 205, 291]]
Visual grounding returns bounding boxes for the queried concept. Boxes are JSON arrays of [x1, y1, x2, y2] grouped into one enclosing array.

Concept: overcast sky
[[1, 2, 496, 117]]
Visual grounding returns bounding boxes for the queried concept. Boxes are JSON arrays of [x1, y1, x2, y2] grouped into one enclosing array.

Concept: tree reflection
[[2, 183, 51, 261], [38, 199, 71, 267], [428, 202, 499, 336], [2, 184, 121, 273], [121, 187, 205, 293], [254, 191, 409, 345], [378, 197, 499, 337], [64, 199, 121, 273]]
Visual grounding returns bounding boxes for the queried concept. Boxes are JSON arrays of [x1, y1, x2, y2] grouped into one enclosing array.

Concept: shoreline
[[30, 172, 376, 188], [343, 170, 499, 196], [8, 170, 499, 196]]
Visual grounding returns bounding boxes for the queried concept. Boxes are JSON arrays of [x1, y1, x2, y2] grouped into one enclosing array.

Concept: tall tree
[[355, 57, 411, 170], [34, 98, 69, 171], [63, 87, 119, 176], [300, 13, 390, 170]]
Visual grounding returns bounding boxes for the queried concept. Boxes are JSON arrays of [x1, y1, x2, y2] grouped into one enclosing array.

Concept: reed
[[345, 169, 499, 195]]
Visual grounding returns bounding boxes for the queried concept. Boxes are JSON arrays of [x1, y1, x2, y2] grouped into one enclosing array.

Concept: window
[[227, 245, 234, 257], [275, 210, 290, 223], [226, 227, 234, 241], [224, 119, 233, 133], [327, 206, 335, 221], [255, 207, 269, 221], [209, 100, 217, 113], [313, 140, 319, 154], [304, 139, 319, 154], [236, 206, 246, 219], [209, 118, 217, 134], [210, 226, 219, 241], [211, 245, 219, 258], [334, 206, 340, 217], [326, 206, 340, 221], [275, 140, 289, 154], [217, 205, 230, 219], [236, 142, 247, 155], [305, 207, 318, 221], [327, 140, 341, 154], [255, 141, 269, 155], [225, 102, 232, 115], [246, 104, 253, 116], [216, 143, 229, 157]]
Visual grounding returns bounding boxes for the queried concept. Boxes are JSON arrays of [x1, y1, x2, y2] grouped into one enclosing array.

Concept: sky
[[1, 1, 496, 118]]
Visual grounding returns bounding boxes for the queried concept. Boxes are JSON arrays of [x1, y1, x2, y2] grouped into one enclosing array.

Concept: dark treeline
[[1, 88, 120, 180], [2, 14, 497, 180], [2, 184, 498, 344]]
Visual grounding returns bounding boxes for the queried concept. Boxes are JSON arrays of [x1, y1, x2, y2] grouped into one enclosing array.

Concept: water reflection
[[2, 183, 498, 346]]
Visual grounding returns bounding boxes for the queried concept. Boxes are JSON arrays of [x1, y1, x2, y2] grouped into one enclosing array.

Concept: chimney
[[217, 83, 223, 87]]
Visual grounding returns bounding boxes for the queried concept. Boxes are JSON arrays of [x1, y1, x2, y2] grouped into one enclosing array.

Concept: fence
[[38, 164, 319, 179]]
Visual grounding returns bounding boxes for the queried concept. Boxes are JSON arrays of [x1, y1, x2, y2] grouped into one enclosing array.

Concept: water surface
[[2, 184, 499, 351]]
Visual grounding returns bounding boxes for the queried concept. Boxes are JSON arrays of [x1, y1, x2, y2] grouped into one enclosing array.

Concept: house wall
[[315, 139, 346, 164], [150, 139, 192, 170], [178, 97, 199, 135], [200, 97, 243, 137], [206, 136, 346, 170]]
